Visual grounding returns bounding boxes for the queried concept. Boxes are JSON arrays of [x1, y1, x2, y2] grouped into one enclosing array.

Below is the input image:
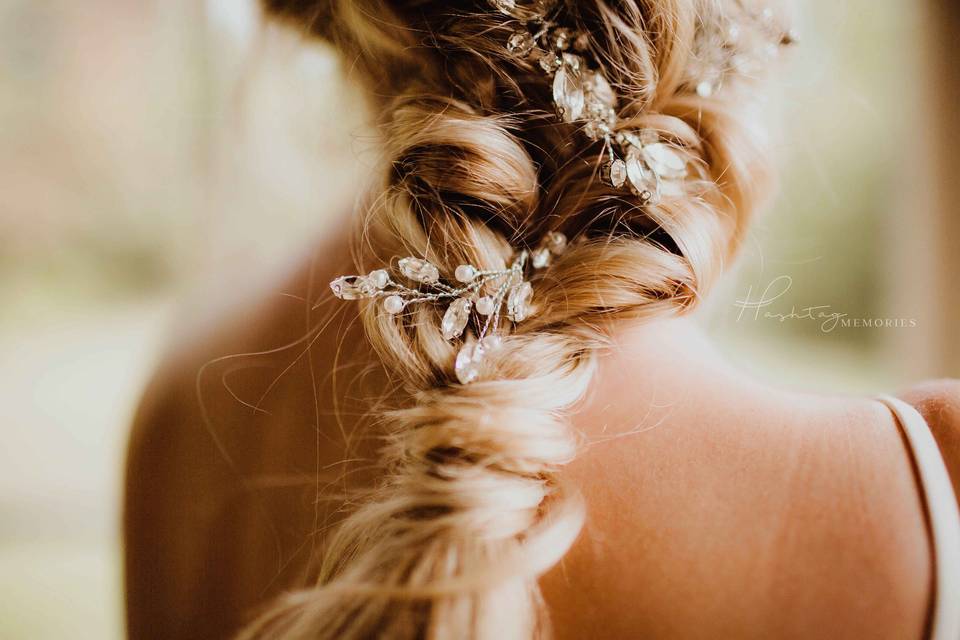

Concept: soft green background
[[0, 1, 923, 637]]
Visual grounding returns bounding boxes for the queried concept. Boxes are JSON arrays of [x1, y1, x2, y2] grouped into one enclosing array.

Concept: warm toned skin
[[125, 227, 959, 639]]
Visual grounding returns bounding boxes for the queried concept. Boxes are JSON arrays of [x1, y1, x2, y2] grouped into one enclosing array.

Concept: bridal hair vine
[[490, 0, 795, 201], [330, 232, 569, 384]]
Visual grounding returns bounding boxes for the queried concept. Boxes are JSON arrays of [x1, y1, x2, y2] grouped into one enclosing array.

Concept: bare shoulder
[[899, 378, 960, 427], [899, 378, 960, 496], [542, 321, 931, 639], [123, 252, 368, 639]]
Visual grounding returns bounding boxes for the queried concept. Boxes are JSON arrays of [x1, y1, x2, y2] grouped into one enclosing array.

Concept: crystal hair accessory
[[490, 0, 794, 201], [330, 231, 568, 384], [689, 1, 798, 98]]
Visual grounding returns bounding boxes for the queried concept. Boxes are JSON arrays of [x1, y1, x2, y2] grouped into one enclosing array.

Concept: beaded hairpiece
[[331, 232, 568, 384], [492, 0, 795, 201], [330, 1, 795, 384]]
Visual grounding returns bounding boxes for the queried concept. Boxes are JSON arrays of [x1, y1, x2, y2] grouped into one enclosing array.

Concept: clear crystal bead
[[546, 231, 568, 255], [455, 338, 484, 385], [532, 247, 551, 269], [490, 0, 556, 22], [586, 71, 616, 108], [398, 257, 440, 284], [553, 54, 585, 122], [539, 52, 561, 74], [602, 158, 628, 188], [507, 281, 533, 322], [441, 298, 472, 340], [642, 143, 688, 180], [330, 277, 362, 300], [696, 80, 714, 98], [356, 276, 378, 296], [626, 149, 658, 199], [506, 30, 536, 57]]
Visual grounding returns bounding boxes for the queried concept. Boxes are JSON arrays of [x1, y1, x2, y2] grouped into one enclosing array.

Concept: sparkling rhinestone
[[330, 277, 361, 300], [583, 119, 602, 140], [506, 30, 536, 57], [642, 143, 688, 180], [532, 247, 551, 269], [546, 231, 568, 255], [553, 55, 585, 122], [368, 269, 389, 289], [552, 27, 572, 51], [539, 52, 561, 74], [455, 338, 484, 384], [356, 276, 379, 296], [455, 264, 477, 283], [586, 71, 616, 108], [696, 80, 714, 98], [441, 298, 472, 340], [475, 296, 495, 316], [383, 295, 405, 314], [507, 281, 533, 322], [601, 158, 628, 188], [398, 257, 440, 284], [626, 149, 658, 198], [490, 0, 556, 22]]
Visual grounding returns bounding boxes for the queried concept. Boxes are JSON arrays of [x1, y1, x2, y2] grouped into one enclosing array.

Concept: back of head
[[243, 1, 788, 637]]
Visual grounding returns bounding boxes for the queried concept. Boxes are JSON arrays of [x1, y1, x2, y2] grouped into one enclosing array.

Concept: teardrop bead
[[642, 143, 688, 180], [625, 150, 656, 198], [455, 338, 483, 385], [398, 257, 440, 284], [506, 281, 534, 322], [441, 298, 472, 340], [553, 54, 585, 122], [330, 277, 362, 300], [601, 158, 628, 188], [586, 71, 616, 108]]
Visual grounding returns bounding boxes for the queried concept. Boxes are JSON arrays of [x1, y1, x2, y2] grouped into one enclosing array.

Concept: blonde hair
[[242, 0, 772, 637]]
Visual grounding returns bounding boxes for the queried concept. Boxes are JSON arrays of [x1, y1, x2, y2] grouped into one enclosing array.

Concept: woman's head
[[241, 1, 786, 637]]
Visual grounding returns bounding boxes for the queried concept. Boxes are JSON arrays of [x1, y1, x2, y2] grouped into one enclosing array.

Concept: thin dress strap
[[877, 395, 960, 640]]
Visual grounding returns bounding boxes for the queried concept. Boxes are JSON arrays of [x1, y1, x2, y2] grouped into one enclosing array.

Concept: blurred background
[[0, 0, 956, 637]]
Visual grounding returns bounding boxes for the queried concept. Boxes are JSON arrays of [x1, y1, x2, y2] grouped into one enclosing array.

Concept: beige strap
[[878, 395, 960, 640]]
